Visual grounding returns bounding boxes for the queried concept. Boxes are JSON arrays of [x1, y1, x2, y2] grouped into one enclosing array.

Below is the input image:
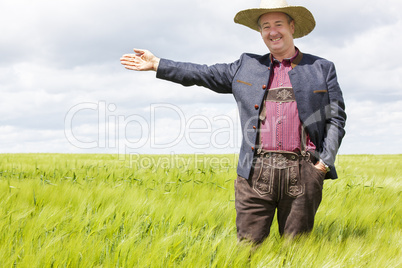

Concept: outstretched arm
[[120, 48, 160, 71], [122, 49, 239, 94]]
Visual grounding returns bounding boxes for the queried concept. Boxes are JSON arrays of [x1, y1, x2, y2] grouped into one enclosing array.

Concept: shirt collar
[[269, 47, 303, 68]]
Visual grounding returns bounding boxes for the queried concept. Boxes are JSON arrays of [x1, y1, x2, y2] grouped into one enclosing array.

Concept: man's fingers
[[120, 54, 142, 66], [120, 57, 134, 63], [133, 48, 146, 56], [133, 48, 144, 53], [121, 56, 143, 64], [120, 56, 146, 71], [120, 54, 137, 60], [120, 49, 155, 71]]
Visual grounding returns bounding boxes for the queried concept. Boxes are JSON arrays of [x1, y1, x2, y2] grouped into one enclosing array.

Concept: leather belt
[[255, 150, 316, 163]]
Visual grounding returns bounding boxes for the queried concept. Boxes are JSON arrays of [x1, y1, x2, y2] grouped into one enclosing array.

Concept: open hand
[[120, 48, 160, 71]]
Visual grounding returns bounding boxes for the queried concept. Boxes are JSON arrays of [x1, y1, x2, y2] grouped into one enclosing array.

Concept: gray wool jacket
[[156, 51, 346, 179]]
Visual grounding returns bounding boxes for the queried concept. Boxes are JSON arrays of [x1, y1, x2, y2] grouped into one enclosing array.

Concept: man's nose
[[269, 29, 279, 37]]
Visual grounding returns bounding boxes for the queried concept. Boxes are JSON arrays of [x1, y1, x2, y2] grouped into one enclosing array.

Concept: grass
[[0, 153, 401, 267]]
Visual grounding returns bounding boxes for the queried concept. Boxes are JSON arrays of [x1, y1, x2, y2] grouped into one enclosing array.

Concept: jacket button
[[268, 67, 270, 70], [253, 126, 256, 129], [254, 104, 259, 109], [251, 147, 255, 151], [262, 85, 267, 90]]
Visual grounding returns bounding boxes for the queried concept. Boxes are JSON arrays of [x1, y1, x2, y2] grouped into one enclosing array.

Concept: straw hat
[[234, 0, 315, 38]]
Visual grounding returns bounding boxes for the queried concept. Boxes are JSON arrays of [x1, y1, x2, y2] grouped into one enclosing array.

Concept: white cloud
[[316, 20, 402, 102], [342, 99, 402, 154]]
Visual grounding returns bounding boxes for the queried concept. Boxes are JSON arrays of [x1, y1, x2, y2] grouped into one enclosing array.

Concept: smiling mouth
[[271, 37, 282, 42]]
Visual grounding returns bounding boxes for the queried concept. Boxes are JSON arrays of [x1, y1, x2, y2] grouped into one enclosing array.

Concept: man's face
[[259, 12, 295, 58]]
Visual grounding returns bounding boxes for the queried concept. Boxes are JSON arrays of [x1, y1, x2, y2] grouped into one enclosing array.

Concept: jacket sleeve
[[320, 61, 346, 170], [155, 58, 241, 94]]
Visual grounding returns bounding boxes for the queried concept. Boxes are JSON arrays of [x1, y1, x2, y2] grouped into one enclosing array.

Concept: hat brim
[[234, 6, 315, 39]]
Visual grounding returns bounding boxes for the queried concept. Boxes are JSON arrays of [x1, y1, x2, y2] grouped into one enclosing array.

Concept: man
[[120, 0, 346, 244]]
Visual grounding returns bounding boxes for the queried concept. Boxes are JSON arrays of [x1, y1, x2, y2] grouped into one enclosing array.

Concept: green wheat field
[[0, 153, 401, 267]]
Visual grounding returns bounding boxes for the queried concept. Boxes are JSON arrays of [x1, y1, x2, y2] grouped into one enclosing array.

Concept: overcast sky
[[1, 0, 401, 157]]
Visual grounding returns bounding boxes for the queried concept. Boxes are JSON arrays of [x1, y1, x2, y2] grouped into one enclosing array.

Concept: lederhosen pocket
[[284, 159, 304, 198], [252, 156, 274, 196]]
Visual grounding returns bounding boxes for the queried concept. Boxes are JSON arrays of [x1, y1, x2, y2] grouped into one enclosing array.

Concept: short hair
[[257, 13, 294, 30]]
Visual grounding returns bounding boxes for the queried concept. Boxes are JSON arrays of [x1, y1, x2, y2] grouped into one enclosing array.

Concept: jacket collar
[[291, 50, 303, 69]]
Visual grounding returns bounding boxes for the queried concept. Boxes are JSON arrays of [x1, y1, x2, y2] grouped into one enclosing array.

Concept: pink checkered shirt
[[260, 49, 316, 152]]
